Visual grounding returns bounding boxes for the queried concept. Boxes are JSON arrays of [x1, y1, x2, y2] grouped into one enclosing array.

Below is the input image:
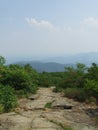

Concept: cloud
[[25, 17, 58, 31], [82, 17, 98, 27]]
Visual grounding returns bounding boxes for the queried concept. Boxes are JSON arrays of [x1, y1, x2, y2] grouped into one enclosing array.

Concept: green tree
[[84, 79, 98, 99], [59, 63, 86, 89], [9, 69, 32, 91], [24, 64, 39, 85], [76, 63, 87, 73], [0, 56, 6, 66], [87, 63, 98, 80], [9, 64, 23, 70]]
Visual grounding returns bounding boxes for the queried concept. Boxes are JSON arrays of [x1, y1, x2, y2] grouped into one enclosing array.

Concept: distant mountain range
[[16, 61, 73, 72], [12, 52, 98, 72]]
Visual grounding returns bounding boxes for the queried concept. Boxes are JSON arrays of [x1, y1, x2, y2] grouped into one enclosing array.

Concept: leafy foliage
[[24, 64, 39, 85], [0, 56, 39, 112], [0, 56, 6, 66], [84, 79, 98, 99], [64, 88, 86, 102], [56, 63, 86, 90], [38, 72, 52, 87], [51, 63, 98, 103], [0, 84, 17, 112], [0, 63, 38, 94], [87, 63, 98, 80]]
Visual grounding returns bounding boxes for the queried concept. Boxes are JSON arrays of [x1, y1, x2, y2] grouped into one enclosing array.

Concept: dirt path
[[0, 87, 98, 130]]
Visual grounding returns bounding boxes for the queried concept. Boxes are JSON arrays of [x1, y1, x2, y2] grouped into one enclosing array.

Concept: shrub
[[38, 73, 52, 87], [64, 88, 86, 102], [30, 83, 38, 94], [84, 79, 98, 99], [9, 69, 32, 90], [0, 84, 18, 112]]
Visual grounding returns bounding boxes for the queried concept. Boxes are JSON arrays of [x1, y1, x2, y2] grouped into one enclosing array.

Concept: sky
[[1, 0, 98, 60]]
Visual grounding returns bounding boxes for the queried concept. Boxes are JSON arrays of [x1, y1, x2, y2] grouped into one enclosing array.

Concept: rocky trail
[[0, 87, 98, 130]]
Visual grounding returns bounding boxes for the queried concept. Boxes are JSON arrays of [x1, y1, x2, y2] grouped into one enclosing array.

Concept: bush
[[64, 88, 86, 102], [8, 69, 32, 90], [15, 84, 38, 99], [0, 64, 38, 93], [30, 83, 38, 94], [38, 73, 52, 87], [0, 84, 18, 112], [84, 79, 98, 99]]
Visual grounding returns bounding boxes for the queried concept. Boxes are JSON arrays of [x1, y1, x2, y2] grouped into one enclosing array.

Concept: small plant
[[44, 102, 52, 108]]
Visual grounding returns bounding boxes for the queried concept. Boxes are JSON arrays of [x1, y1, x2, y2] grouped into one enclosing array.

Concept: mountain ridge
[[10, 52, 98, 72], [16, 61, 72, 72]]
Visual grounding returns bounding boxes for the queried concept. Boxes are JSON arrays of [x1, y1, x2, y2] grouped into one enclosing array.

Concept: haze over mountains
[[7, 52, 98, 72], [17, 61, 66, 72], [44, 52, 98, 64]]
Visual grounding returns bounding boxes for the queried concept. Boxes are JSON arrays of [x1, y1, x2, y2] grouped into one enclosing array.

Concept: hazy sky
[[1, 0, 98, 59]]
